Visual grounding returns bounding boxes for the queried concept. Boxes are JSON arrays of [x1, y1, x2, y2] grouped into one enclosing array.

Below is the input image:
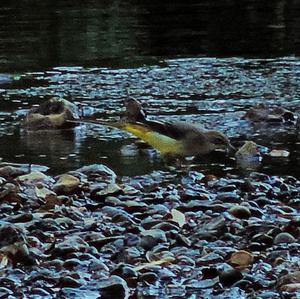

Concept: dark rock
[[228, 205, 251, 219], [0, 166, 26, 179], [216, 192, 240, 203], [139, 229, 167, 250], [59, 276, 82, 288], [139, 272, 158, 284], [219, 269, 243, 287], [5, 213, 33, 223], [98, 275, 129, 299]]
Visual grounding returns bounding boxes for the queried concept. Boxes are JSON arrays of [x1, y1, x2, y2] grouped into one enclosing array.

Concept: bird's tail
[[67, 119, 153, 138]]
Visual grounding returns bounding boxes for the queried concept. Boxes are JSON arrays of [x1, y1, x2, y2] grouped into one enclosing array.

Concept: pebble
[[274, 232, 296, 244]]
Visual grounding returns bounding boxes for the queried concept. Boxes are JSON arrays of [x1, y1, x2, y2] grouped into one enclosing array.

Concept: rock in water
[[244, 104, 294, 123], [22, 97, 79, 130]]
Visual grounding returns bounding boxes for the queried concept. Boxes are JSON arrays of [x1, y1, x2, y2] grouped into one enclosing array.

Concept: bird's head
[[206, 131, 236, 154]]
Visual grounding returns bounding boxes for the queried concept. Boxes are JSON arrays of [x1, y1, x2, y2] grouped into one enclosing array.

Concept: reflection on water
[[0, 126, 163, 176], [0, 0, 300, 71]]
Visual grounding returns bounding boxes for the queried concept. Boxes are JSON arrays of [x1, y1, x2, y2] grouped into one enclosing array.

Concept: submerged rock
[[22, 97, 79, 130], [244, 104, 294, 123], [235, 141, 262, 171]]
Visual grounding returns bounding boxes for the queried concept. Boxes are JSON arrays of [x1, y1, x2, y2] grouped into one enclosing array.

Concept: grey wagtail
[[71, 99, 235, 157]]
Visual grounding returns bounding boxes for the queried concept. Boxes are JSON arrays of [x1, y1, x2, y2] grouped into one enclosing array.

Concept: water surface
[[0, 57, 300, 177]]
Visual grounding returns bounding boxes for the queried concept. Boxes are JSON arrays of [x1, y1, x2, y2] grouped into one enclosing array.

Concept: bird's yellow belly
[[122, 123, 184, 155]]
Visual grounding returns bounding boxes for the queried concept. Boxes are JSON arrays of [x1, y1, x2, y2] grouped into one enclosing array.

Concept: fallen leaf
[[230, 250, 253, 268], [171, 208, 186, 228], [269, 149, 290, 158], [0, 254, 8, 268], [134, 257, 175, 271]]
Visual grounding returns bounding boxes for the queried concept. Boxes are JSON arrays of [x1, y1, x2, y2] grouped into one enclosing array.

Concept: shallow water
[[0, 57, 300, 178]]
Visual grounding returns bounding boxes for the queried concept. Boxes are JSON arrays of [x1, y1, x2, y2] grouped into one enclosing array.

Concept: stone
[[22, 97, 79, 130], [228, 205, 251, 219], [274, 232, 296, 244], [53, 174, 80, 194]]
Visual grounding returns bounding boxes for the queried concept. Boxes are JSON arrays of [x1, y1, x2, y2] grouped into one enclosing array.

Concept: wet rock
[[35, 185, 56, 199], [197, 252, 224, 266], [186, 277, 219, 289], [0, 287, 13, 297], [274, 232, 296, 244], [17, 171, 54, 185], [219, 269, 243, 287], [5, 213, 33, 223], [22, 97, 79, 130], [280, 283, 300, 292], [277, 271, 300, 292], [76, 164, 116, 182], [90, 183, 123, 200], [139, 272, 158, 284], [244, 104, 294, 123], [111, 263, 138, 287], [0, 182, 20, 202], [0, 224, 35, 265], [59, 275, 82, 288], [228, 205, 251, 219], [50, 235, 89, 257], [235, 141, 261, 161], [53, 174, 80, 194], [30, 288, 51, 297], [0, 166, 26, 179], [139, 229, 167, 250], [98, 275, 129, 299], [87, 236, 125, 250], [216, 192, 240, 203]]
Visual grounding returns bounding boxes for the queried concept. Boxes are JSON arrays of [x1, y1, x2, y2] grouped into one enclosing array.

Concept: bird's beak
[[227, 143, 237, 155]]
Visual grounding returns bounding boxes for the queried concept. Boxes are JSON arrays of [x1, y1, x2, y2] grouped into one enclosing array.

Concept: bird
[[71, 99, 235, 157]]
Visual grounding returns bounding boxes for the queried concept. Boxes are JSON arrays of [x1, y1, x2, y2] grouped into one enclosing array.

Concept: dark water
[[0, 1, 300, 178], [0, 0, 300, 72]]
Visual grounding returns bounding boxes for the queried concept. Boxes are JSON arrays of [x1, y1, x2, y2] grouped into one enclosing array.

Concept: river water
[[0, 1, 300, 177]]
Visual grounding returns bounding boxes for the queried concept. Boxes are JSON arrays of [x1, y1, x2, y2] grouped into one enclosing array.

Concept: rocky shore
[[1, 162, 300, 298]]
